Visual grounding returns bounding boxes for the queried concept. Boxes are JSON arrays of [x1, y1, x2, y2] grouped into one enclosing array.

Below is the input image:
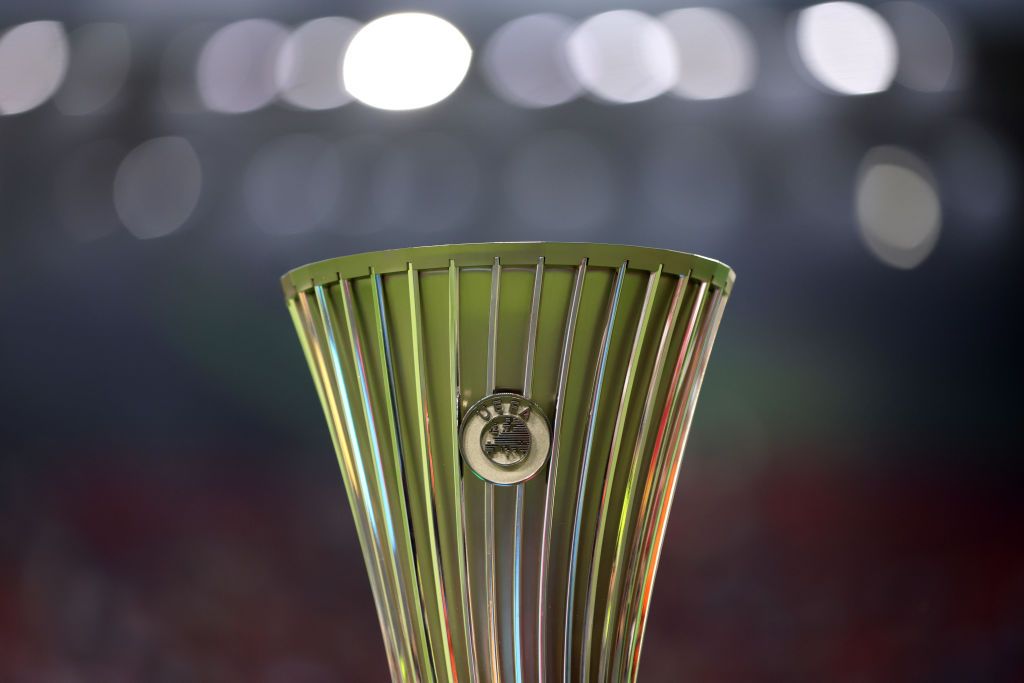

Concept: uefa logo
[[459, 393, 551, 485]]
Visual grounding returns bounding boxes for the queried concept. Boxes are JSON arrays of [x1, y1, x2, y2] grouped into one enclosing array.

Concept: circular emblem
[[459, 393, 551, 485]]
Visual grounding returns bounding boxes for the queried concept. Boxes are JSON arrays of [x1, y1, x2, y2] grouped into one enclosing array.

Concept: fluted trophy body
[[283, 243, 734, 682]]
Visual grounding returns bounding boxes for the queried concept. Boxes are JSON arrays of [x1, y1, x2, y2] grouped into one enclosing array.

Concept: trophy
[[283, 243, 733, 682]]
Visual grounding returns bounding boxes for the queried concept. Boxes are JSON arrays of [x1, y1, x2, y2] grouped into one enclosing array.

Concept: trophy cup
[[283, 243, 733, 682]]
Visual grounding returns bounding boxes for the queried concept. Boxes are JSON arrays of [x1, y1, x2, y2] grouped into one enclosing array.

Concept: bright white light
[[795, 2, 898, 95], [856, 146, 940, 269], [482, 14, 581, 108], [56, 23, 131, 115], [661, 8, 757, 100], [197, 19, 287, 113], [114, 137, 202, 239], [566, 11, 678, 104], [342, 13, 472, 111], [505, 130, 615, 232], [0, 21, 69, 115], [276, 17, 360, 110], [244, 134, 343, 235], [881, 1, 956, 92]]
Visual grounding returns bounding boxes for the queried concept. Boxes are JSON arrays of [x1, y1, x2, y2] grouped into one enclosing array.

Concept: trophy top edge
[[280, 241, 735, 299]]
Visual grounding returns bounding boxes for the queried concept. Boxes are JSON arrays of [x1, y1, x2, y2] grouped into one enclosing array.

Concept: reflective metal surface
[[285, 242, 733, 682]]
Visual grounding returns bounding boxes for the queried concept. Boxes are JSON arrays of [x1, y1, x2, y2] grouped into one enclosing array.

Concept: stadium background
[[0, 1, 1021, 680]]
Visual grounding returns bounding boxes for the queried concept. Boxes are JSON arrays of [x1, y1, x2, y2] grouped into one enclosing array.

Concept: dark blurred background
[[1, 1, 1022, 680]]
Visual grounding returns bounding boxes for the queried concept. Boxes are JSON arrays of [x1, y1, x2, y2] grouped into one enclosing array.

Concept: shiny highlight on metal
[[283, 243, 734, 682]]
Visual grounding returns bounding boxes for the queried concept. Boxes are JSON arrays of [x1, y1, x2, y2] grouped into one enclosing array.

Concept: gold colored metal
[[284, 242, 734, 682]]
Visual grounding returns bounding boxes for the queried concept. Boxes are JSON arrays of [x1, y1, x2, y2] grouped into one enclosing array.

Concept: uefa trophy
[[283, 243, 734, 682]]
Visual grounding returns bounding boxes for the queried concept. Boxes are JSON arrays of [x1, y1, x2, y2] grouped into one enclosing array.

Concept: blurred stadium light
[[566, 10, 678, 104], [342, 12, 472, 111], [0, 21, 68, 115], [794, 2, 898, 95]]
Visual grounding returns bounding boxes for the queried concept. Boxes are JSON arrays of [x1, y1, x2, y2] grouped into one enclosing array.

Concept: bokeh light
[[881, 1, 957, 93], [504, 130, 615, 232], [55, 23, 131, 115], [481, 14, 581, 109], [566, 11, 678, 104], [113, 137, 202, 239], [342, 13, 471, 111], [197, 19, 287, 114], [795, 2, 898, 96], [661, 8, 757, 101], [0, 21, 69, 115], [243, 134, 343, 235], [276, 17, 360, 111], [856, 146, 941, 269]]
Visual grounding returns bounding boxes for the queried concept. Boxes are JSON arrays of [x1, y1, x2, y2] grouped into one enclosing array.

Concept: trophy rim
[[281, 241, 734, 298]]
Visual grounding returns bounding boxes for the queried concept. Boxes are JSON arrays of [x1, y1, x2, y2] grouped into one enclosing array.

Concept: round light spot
[[504, 130, 615, 232], [566, 11, 678, 104], [881, 1, 957, 92], [243, 134, 343, 235], [114, 137, 202, 239], [856, 146, 940, 269], [55, 23, 131, 115], [276, 17, 360, 110], [481, 14, 581, 108], [197, 19, 287, 113], [342, 13, 472, 111], [0, 21, 69, 115], [661, 8, 757, 100], [795, 2, 898, 95]]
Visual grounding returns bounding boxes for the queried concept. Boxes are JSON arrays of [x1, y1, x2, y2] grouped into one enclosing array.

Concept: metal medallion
[[459, 393, 551, 485]]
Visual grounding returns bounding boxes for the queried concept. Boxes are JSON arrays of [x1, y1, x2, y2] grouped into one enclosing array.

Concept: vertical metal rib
[[513, 257, 545, 683], [579, 265, 661, 682], [290, 295, 403, 681], [615, 280, 711, 682], [484, 257, 502, 683], [486, 257, 501, 394], [302, 289, 403, 681], [628, 287, 725, 681], [338, 280, 423, 682], [563, 261, 628, 683], [537, 259, 587, 681], [370, 270, 434, 683], [450, 261, 481, 683], [598, 274, 688, 683], [522, 257, 545, 396], [407, 264, 457, 683]]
